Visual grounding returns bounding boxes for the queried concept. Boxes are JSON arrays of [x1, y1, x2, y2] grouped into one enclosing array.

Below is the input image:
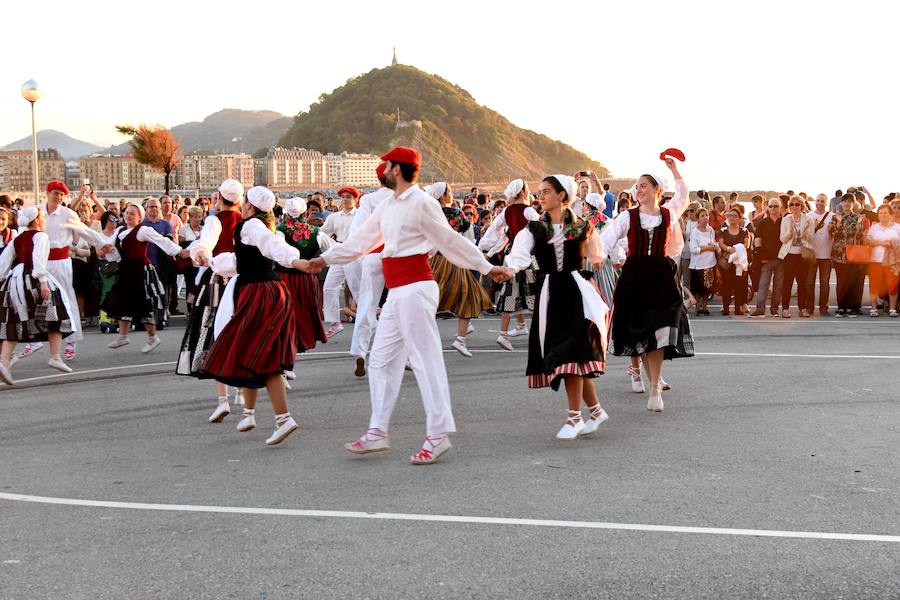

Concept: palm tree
[[116, 124, 182, 194]]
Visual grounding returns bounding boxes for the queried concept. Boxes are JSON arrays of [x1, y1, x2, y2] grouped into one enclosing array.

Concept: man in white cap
[[15, 180, 111, 364], [178, 179, 247, 423], [309, 147, 510, 465]]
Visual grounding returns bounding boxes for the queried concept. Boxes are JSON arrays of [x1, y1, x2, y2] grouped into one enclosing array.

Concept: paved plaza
[[1, 314, 899, 599]]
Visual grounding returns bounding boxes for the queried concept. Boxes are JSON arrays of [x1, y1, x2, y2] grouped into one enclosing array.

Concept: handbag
[[801, 246, 817, 264], [845, 244, 872, 264]]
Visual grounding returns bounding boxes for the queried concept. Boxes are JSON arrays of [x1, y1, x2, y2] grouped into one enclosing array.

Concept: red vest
[[13, 230, 38, 272], [119, 227, 151, 265], [626, 207, 670, 257], [504, 204, 529, 242], [212, 211, 242, 256]]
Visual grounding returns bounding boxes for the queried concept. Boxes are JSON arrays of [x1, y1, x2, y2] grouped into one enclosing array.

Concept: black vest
[[234, 218, 280, 284]]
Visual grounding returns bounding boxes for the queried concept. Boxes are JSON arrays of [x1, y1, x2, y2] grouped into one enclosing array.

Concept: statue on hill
[[391, 46, 398, 66]]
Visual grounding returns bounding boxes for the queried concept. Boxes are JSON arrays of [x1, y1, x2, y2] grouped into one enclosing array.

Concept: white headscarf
[[551, 174, 577, 205], [284, 197, 307, 218], [17, 206, 41, 229], [504, 178, 525, 200], [218, 179, 244, 204], [128, 202, 146, 222], [426, 182, 448, 201], [247, 186, 276, 212], [631, 170, 670, 199], [585, 192, 606, 212]]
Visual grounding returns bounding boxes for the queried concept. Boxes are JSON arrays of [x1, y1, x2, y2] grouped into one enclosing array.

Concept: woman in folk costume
[[102, 203, 189, 353], [0, 207, 78, 384], [478, 178, 540, 351], [275, 197, 333, 355], [176, 180, 247, 424], [199, 186, 320, 446], [426, 182, 492, 358], [600, 156, 693, 413], [501, 175, 610, 440], [579, 192, 621, 308]]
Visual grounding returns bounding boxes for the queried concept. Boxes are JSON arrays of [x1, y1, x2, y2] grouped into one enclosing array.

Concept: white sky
[[2, 0, 899, 196]]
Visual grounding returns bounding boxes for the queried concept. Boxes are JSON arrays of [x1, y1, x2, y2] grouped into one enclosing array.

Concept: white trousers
[[350, 253, 385, 358], [47, 258, 82, 342], [367, 280, 456, 436], [323, 264, 348, 324]]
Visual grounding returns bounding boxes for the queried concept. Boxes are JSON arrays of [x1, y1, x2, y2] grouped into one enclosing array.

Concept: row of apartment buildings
[[0, 148, 381, 195]]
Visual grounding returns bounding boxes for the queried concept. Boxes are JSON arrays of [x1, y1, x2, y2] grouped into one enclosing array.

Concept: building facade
[[79, 155, 165, 192], [176, 153, 254, 191], [256, 147, 380, 188], [0, 149, 66, 192]]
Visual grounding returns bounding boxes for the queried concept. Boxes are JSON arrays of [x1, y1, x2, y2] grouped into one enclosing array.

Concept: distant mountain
[[278, 65, 608, 183], [1, 130, 105, 159], [108, 109, 292, 155]]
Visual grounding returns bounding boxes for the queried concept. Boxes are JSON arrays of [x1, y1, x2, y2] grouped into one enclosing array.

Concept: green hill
[[278, 65, 608, 183]]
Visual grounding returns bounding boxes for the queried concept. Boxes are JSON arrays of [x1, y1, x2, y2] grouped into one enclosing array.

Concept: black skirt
[[0, 272, 74, 342], [611, 256, 694, 359], [100, 258, 164, 325], [176, 268, 226, 376], [526, 271, 605, 391]]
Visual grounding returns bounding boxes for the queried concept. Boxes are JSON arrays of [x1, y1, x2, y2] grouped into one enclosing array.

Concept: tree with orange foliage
[[115, 124, 183, 194]]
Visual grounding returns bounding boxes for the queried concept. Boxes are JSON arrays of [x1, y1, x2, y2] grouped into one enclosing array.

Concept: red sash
[[381, 254, 433, 289], [369, 244, 385, 255], [48, 247, 70, 260]]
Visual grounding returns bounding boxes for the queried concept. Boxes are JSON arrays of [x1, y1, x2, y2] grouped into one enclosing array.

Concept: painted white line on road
[[1, 492, 897, 543], [696, 352, 900, 360], [10, 362, 176, 384]]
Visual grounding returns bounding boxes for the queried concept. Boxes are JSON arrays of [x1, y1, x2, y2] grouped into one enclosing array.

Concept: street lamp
[[21, 80, 42, 206]]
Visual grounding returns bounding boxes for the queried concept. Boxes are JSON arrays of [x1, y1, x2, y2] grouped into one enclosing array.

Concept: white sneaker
[[265, 415, 298, 445], [508, 326, 528, 337], [236, 412, 256, 432], [556, 419, 585, 440], [466, 323, 475, 334], [627, 366, 644, 393], [47, 357, 73, 373], [581, 409, 609, 435], [107, 336, 130, 349], [451, 338, 473, 357], [17, 342, 43, 359], [660, 378, 671, 391], [284, 370, 296, 380], [647, 390, 664, 412], [496, 335, 513, 351], [208, 402, 230, 423], [0, 363, 13, 385], [141, 336, 161, 353]]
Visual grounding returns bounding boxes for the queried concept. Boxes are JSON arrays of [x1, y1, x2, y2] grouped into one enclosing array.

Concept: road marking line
[[9, 362, 176, 384], [1, 492, 897, 543], [696, 352, 900, 360]]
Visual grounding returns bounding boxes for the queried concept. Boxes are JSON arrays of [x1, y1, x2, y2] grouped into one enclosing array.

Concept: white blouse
[[206, 218, 303, 279], [867, 222, 900, 263], [505, 223, 605, 273], [599, 178, 689, 259], [116, 225, 183, 257], [689, 227, 718, 269], [40, 203, 107, 251], [0, 231, 50, 282], [322, 184, 493, 275]]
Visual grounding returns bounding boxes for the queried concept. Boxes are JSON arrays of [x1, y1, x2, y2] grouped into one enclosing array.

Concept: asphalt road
[[1, 312, 899, 599]]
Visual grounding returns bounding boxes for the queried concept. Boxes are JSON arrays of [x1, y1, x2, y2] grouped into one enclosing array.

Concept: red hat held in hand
[[46, 180, 70, 195], [659, 148, 686, 162], [381, 146, 422, 167], [338, 186, 361, 198]]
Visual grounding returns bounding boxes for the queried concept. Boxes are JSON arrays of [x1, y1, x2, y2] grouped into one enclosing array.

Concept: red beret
[[375, 162, 387, 179], [380, 146, 422, 167], [338, 186, 360, 198], [46, 180, 70, 195]]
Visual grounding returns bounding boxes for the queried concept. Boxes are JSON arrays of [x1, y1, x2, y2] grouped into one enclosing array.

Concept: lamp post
[[20, 80, 42, 205]]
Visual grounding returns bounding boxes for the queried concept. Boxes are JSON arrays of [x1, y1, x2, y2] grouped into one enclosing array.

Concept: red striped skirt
[[199, 279, 297, 388], [527, 360, 604, 389], [278, 269, 326, 353]]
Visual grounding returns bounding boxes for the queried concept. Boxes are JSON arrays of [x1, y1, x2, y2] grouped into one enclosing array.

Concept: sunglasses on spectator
[[789, 202, 802, 207], [768, 203, 780, 208]]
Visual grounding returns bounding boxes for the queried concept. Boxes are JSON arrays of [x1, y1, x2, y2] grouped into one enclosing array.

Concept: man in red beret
[[321, 186, 361, 338], [347, 163, 392, 377], [309, 148, 510, 465], [15, 180, 112, 364]]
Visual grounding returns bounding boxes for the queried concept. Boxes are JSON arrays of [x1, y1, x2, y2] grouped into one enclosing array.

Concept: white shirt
[[0, 230, 50, 282], [689, 226, 718, 269], [477, 204, 541, 255], [40, 203, 107, 252], [505, 223, 605, 273], [810, 210, 834, 259], [320, 208, 357, 242], [681, 220, 697, 259], [866, 222, 900, 263], [100, 230, 121, 262], [116, 225, 184, 257], [188, 210, 241, 263], [321, 184, 493, 275], [599, 178, 690, 259], [349, 188, 392, 237]]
